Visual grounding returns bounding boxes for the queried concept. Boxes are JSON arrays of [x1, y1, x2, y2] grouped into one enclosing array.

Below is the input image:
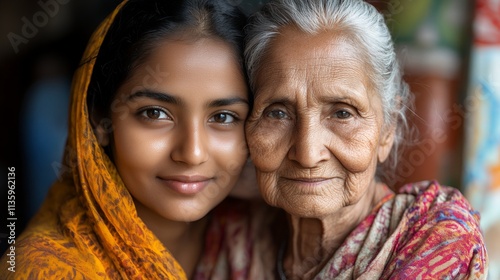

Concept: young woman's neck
[[133, 199, 210, 278]]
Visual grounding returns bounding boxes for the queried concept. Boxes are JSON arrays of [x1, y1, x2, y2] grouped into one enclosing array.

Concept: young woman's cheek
[[112, 116, 168, 173], [209, 128, 248, 173]]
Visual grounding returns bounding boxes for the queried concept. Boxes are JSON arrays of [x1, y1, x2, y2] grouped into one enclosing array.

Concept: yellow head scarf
[[1, 1, 186, 278]]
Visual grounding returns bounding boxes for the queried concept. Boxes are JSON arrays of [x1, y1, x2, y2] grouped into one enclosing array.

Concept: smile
[[157, 175, 212, 195], [282, 177, 334, 187]]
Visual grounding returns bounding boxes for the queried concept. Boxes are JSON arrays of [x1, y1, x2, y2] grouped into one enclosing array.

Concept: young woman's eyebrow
[[127, 90, 182, 105], [207, 97, 248, 108]]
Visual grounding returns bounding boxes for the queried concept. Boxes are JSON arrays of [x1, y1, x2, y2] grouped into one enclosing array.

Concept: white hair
[[244, 0, 413, 170]]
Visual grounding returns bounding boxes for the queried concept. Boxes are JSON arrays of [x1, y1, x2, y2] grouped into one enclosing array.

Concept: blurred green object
[[390, 0, 470, 53]]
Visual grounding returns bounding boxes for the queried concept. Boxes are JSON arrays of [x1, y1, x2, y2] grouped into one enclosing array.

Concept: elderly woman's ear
[[377, 123, 396, 163]]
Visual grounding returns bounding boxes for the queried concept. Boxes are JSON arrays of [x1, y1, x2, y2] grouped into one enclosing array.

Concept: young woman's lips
[[158, 175, 212, 195]]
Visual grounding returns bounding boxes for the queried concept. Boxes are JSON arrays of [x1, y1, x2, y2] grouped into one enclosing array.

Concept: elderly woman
[[245, 0, 488, 279]]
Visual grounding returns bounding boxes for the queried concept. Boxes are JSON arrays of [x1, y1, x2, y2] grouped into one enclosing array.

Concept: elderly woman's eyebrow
[[127, 90, 182, 105], [258, 97, 294, 106], [325, 83, 368, 97], [320, 96, 359, 103]]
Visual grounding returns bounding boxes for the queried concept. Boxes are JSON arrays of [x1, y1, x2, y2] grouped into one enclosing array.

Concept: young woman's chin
[[139, 197, 223, 223]]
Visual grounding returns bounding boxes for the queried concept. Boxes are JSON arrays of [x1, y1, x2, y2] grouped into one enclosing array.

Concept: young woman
[[0, 0, 276, 278]]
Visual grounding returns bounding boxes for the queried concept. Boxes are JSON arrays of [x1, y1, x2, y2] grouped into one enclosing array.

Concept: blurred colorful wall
[[369, 0, 499, 278], [463, 0, 500, 278]]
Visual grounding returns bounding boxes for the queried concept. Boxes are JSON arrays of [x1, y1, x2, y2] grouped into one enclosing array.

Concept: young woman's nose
[[170, 122, 209, 165]]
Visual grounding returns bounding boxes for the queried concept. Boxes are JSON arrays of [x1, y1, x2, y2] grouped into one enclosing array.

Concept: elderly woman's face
[[246, 27, 394, 218]]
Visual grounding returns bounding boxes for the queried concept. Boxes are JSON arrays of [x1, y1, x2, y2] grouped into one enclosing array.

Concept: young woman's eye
[[334, 110, 352, 119], [140, 108, 169, 120], [209, 113, 236, 124], [266, 109, 289, 120]]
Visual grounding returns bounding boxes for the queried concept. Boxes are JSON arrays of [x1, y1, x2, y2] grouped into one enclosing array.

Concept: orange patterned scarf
[[0, 1, 186, 278]]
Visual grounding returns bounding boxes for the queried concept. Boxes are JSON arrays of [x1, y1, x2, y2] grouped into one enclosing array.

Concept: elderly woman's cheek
[[330, 126, 379, 173], [247, 124, 288, 173], [256, 172, 281, 207]]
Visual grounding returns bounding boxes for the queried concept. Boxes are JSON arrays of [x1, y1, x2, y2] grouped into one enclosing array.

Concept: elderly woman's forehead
[[255, 27, 369, 80], [264, 27, 364, 63]]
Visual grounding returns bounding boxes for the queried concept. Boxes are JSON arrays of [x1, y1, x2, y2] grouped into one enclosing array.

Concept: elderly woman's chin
[[274, 196, 345, 219]]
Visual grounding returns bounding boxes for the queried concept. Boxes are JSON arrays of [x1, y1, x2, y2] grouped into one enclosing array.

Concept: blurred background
[[0, 0, 499, 278]]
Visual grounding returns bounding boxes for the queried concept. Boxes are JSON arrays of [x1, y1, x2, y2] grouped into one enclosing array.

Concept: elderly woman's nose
[[170, 123, 209, 166], [287, 121, 330, 168]]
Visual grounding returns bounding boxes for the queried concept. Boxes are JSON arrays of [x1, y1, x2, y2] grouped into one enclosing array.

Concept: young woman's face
[[107, 38, 249, 222]]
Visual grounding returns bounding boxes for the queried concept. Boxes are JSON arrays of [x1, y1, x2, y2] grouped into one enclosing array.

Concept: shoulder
[[0, 224, 107, 279], [1, 250, 90, 279], [397, 180, 482, 233], [387, 180, 487, 278]]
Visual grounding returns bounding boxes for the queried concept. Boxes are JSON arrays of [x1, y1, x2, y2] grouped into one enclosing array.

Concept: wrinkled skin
[[246, 27, 395, 278]]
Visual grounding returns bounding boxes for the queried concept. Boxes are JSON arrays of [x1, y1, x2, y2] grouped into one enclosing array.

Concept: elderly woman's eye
[[335, 110, 352, 119], [266, 109, 289, 119]]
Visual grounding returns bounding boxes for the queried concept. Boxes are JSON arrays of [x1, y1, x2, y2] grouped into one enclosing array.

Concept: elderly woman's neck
[[283, 182, 390, 279]]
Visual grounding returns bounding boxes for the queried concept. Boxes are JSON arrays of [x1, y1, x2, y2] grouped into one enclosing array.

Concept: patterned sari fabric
[[315, 180, 488, 279], [195, 198, 277, 280], [0, 1, 274, 278]]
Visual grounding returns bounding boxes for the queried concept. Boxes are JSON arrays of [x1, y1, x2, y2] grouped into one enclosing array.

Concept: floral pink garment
[[316, 180, 488, 279]]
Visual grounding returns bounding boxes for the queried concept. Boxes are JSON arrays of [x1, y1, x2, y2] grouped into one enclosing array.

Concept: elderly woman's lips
[[286, 177, 330, 182], [282, 177, 334, 187]]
